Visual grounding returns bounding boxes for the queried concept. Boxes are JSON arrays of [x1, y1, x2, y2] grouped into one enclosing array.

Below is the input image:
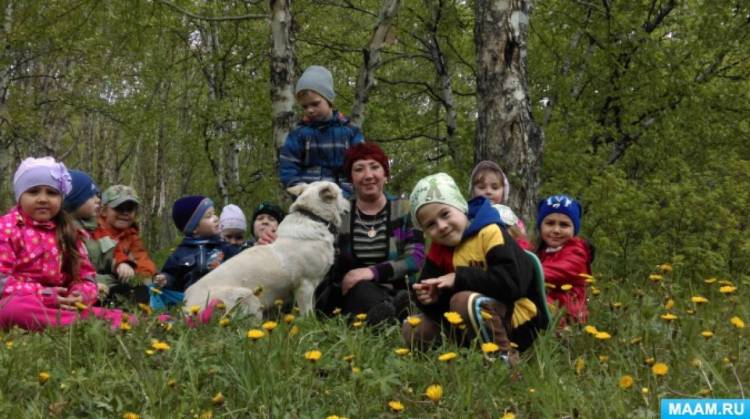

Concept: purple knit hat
[[13, 157, 72, 202], [468, 160, 510, 204]]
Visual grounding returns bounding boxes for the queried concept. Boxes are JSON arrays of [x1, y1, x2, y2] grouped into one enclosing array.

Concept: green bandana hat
[[409, 172, 468, 230]]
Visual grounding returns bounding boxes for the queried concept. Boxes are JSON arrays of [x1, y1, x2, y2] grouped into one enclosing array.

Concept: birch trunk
[[350, 0, 401, 128], [269, 0, 295, 152], [474, 0, 543, 223]]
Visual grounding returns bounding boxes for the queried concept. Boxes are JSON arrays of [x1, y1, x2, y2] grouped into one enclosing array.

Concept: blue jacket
[[161, 235, 240, 292], [278, 111, 364, 195]]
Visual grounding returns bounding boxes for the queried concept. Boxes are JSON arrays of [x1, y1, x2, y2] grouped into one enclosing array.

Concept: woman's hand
[[116, 263, 135, 281], [341, 267, 375, 295]]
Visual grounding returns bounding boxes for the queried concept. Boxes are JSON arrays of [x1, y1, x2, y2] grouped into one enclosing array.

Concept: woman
[[315, 142, 425, 325]]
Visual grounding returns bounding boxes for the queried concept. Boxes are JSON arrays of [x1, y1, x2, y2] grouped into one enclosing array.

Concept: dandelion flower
[[351, 366, 361, 374], [719, 286, 737, 294], [611, 302, 623, 309], [355, 313, 367, 321], [561, 284, 573, 291], [5, 341, 13, 350], [326, 416, 342, 419], [151, 340, 170, 351], [481, 342, 500, 354], [342, 354, 354, 362], [246, 329, 266, 340], [660, 313, 678, 321], [167, 379, 177, 387], [352, 321, 364, 328], [215, 302, 226, 310], [591, 287, 601, 295], [119, 322, 131, 332], [598, 355, 609, 363], [691, 296, 709, 304], [649, 274, 663, 282], [698, 388, 711, 396], [584, 325, 598, 335], [664, 299, 675, 310], [641, 387, 649, 394], [138, 303, 152, 315], [219, 317, 230, 327], [145, 349, 155, 356], [394, 348, 410, 356], [575, 356, 585, 375], [438, 352, 458, 362], [701, 330, 714, 338], [730, 316, 745, 329], [594, 331, 611, 340], [502, 412, 516, 419], [718, 279, 734, 286], [657, 263, 673, 273], [644, 357, 655, 365], [406, 315, 422, 327], [122, 413, 140, 419], [289, 325, 300, 336], [262, 321, 278, 332], [188, 305, 201, 315], [211, 392, 225, 405], [38, 372, 50, 384], [690, 358, 702, 368], [618, 375, 633, 390], [443, 311, 463, 325], [283, 314, 295, 324], [273, 298, 284, 307], [651, 362, 669, 376], [704, 277, 717, 284], [425, 384, 443, 402], [304, 350, 322, 362], [388, 401, 404, 412]]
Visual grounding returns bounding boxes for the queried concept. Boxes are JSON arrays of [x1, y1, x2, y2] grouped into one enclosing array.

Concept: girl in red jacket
[[536, 195, 592, 325]]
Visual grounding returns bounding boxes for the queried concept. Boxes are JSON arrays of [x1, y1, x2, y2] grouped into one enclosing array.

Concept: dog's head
[[288, 181, 349, 228]]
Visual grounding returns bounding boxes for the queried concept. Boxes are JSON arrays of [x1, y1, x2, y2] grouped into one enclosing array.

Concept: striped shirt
[[352, 208, 388, 265]]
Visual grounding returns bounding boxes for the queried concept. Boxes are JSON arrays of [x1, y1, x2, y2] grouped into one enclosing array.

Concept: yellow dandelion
[[690, 358, 703, 368], [598, 355, 609, 363], [262, 321, 278, 332], [701, 330, 714, 338], [288, 325, 300, 336], [273, 298, 284, 307], [119, 321, 131, 331], [219, 317, 230, 327], [618, 375, 633, 390], [199, 410, 213, 419], [641, 387, 649, 394], [388, 400, 404, 412], [123, 413, 139, 419], [691, 296, 709, 304], [162, 322, 173, 332], [718, 279, 734, 286], [502, 412, 516, 419], [664, 299, 675, 310], [481, 342, 500, 354], [211, 392, 225, 405], [38, 372, 50, 384], [215, 302, 226, 310], [443, 311, 463, 325], [394, 348, 410, 356], [355, 313, 368, 321], [342, 354, 354, 362], [649, 274, 663, 282], [561, 284, 573, 291], [351, 366, 361, 374], [528, 388, 536, 394], [145, 349, 155, 356], [189, 305, 201, 315], [575, 356, 585, 375], [406, 315, 422, 326], [438, 352, 458, 362], [594, 331, 611, 340], [352, 321, 364, 328], [425, 384, 443, 402], [644, 357, 655, 365], [611, 302, 623, 309], [730, 316, 745, 329], [584, 325, 598, 335], [719, 286, 737, 294], [138, 303, 152, 315], [5, 341, 13, 350], [167, 379, 177, 387], [651, 362, 669, 376], [660, 313, 678, 321], [151, 340, 170, 351], [704, 277, 718, 284], [657, 263, 673, 273], [246, 329, 266, 340], [326, 416, 342, 419], [697, 388, 711, 396], [591, 287, 601, 295], [283, 314, 295, 324], [304, 350, 322, 362]]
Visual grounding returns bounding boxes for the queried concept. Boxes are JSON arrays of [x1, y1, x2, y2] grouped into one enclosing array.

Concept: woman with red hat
[[315, 142, 425, 325]]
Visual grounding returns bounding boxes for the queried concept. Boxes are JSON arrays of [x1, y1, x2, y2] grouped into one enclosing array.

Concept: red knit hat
[[343, 142, 390, 180]]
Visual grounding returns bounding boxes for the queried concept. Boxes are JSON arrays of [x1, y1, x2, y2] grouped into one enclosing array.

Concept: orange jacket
[[93, 217, 157, 277]]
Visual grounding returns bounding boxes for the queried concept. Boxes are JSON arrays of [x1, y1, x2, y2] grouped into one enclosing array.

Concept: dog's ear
[[287, 183, 308, 197], [318, 184, 338, 202]]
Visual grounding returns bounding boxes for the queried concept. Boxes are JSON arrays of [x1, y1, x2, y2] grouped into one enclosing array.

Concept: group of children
[[0, 63, 593, 368]]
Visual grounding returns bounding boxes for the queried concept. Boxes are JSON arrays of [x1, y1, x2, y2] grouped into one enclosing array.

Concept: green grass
[[0, 268, 747, 418]]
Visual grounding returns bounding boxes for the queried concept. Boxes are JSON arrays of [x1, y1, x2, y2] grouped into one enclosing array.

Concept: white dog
[[183, 181, 349, 319]]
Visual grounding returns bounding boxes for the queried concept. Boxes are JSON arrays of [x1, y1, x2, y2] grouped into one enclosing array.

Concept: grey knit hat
[[295, 65, 335, 103]]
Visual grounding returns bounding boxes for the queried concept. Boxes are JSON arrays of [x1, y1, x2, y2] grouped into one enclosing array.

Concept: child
[[278, 65, 365, 196], [250, 201, 285, 245], [0, 157, 126, 330], [469, 160, 531, 249], [536, 195, 592, 325], [154, 195, 239, 296], [403, 173, 548, 364], [93, 185, 157, 305], [219, 204, 250, 252]]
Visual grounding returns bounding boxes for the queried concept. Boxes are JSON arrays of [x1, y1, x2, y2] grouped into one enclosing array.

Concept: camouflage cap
[[409, 172, 468, 230], [101, 185, 141, 208]]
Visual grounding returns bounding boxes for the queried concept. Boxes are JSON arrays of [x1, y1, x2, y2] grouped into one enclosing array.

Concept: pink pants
[[0, 294, 130, 331]]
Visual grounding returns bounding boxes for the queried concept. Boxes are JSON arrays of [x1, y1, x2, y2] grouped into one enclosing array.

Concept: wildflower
[[443, 311, 463, 325], [611, 302, 623, 309], [644, 357, 655, 365], [718, 279, 734, 286], [304, 350, 322, 362], [641, 387, 649, 394], [660, 313, 678, 321], [691, 296, 709, 304], [394, 348, 410, 356], [5, 341, 13, 350], [388, 401, 404, 412], [219, 317, 230, 327], [199, 410, 213, 419], [664, 299, 675, 310], [438, 352, 458, 362], [584, 325, 598, 335], [591, 287, 601, 295], [575, 356, 585, 375], [719, 286, 737, 294], [351, 366, 361, 374], [145, 349, 155, 356], [651, 362, 669, 376], [657, 263, 673, 273], [151, 340, 170, 351], [698, 388, 711, 396], [561, 284, 573, 291], [406, 315, 422, 326], [283, 314, 295, 324], [123, 413, 140, 419], [730, 316, 745, 329], [704, 277, 717, 284], [138, 303, 152, 315], [262, 321, 278, 332], [649, 274, 663, 282], [246, 329, 266, 340], [618, 375, 633, 390], [189, 305, 201, 315], [75, 301, 88, 311], [342, 354, 354, 362], [528, 388, 536, 394], [167, 379, 177, 387], [701, 330, 714, 338], [211, 392, 225, 405], [425, 384, 443, 402], [119, 321, 131, 332], [289, 325, 300, 336], [502, 412, 516, 419], [598, 355, 609, 363], [352, 321, 364, 328], [274, 298, 283, 307], [327, 416, 342, 419], [162, 322, 173, 332], [38, 372, 50, 384], [690, 358, 702, 368], [481, 342, 500, 354], [355, 313, 367, 321], [215, 302, 226, 310], [594, 331, 611, 340]]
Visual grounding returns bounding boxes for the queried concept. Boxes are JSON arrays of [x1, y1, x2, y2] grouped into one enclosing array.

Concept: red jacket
[[94, 217, 157, 277], [537, 237, 591, 324]]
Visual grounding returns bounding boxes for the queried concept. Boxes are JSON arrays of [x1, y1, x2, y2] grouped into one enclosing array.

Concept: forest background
[[1, 0, 749, 283]]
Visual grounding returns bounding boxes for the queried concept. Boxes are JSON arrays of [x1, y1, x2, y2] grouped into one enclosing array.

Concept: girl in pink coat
[[0, 157, 127, 331]]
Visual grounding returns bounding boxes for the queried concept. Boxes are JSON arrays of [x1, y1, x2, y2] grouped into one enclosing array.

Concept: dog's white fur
[[183, 181, 349, 318]]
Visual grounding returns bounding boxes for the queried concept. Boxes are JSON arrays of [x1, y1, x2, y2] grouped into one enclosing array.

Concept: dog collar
[[297, 208, 338, 235]]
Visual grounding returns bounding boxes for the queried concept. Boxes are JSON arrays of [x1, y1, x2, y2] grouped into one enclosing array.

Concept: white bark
[[270, 0, 295, 151]]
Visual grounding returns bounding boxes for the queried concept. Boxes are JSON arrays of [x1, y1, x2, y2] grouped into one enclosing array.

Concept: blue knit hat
[[63, 170, 99, 212], [172, 195, 214, 234], [537, 195, 582, 235]]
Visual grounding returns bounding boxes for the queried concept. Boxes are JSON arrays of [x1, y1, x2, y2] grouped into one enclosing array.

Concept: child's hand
[[421, 273, 456, 290], [97, 283, 110, 300], [256, 230, 277, 245], [153, 274, 167, 288], [341, 268, 374, 295], [57, 291, 83, 311], [116, 263, 135, 281], [413, 282, 438, 305]]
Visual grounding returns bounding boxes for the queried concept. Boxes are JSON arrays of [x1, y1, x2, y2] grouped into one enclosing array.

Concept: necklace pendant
[[367, 227, 377, 238]]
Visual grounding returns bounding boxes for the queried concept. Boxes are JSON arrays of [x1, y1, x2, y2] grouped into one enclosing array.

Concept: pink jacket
[[0, 206, 98, 306]]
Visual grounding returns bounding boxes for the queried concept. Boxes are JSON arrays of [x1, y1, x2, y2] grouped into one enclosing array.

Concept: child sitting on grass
[[403, 173, 548, 365], [536, 195, 593, 325], [0, 157, 126, 330], [219, 204, 251, 252]]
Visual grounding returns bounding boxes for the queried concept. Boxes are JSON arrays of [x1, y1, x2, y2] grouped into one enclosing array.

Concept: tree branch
[[157, 0, 266, 22]]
